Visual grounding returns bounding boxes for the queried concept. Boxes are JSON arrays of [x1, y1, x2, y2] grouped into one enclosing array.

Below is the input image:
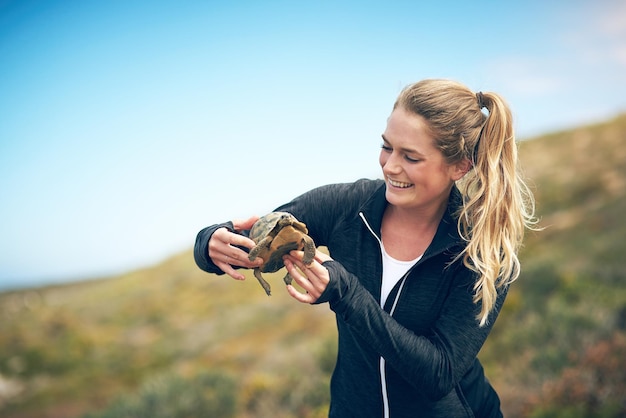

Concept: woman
[[194, 79, 536, 417]]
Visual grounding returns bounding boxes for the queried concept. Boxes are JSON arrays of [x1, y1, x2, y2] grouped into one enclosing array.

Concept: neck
[[386, 197, 448, 231], [380, 199, 449, 261]]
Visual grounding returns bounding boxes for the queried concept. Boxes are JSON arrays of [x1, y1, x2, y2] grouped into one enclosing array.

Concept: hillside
[[1, 113, 625, 418], [483, 113, 626, 416]]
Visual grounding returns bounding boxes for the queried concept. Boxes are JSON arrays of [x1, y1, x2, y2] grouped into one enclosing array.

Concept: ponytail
[[459, 91, 536, 325], [395, 80, 537, 326]]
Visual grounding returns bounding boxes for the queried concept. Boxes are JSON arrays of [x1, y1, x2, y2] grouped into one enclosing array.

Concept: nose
[[380, 150, 402, 175]]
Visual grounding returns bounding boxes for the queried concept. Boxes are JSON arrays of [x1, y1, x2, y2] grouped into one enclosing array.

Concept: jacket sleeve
[[193, 180, 369, 275], [273, 179, 377, 247], [317, 259, 507, 401], [193, 221, 235, 275]]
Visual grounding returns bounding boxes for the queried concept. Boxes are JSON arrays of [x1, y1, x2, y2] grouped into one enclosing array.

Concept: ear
[[451, 158, 472, 181]]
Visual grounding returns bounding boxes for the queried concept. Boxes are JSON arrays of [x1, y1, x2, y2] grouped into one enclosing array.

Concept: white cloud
[[597, 2, 626, 69], [561, 0, 626, 72], [489, 1, 626, 117], [597, 1, 626, 36]]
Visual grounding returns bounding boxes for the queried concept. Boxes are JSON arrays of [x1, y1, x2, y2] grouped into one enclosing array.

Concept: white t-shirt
[[380, 242, 422, 307]]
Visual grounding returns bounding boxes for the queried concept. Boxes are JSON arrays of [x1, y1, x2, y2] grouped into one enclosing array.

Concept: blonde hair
[[394, 79, 536, 326]]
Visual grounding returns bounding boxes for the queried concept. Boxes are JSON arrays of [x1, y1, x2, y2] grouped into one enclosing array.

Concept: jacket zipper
[[359, 211, 416, 418]]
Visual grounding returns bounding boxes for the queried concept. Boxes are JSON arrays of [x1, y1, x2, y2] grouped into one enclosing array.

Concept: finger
[[284, 255, 318, 285], [285, 253, 330, 295], [288, 249, 330, 267], [283, 253, 310, 275], [286, 284, 315, 304], [222, 247, 263, 270], [211, 229, 262, 268], [288, 250, 303, 259], [232, 216, 260, 232], [284, 258, 321, 299], [286, 252, 322, 282], [215, 261, 246, 281], [314, 249, 333, 263], [214, 227, 257, 251], [229, 234, 258, 251]]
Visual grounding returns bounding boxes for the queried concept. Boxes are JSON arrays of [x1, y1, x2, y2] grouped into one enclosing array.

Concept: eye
[[380, 143, 392, 152], [405, 155, 420, 163]]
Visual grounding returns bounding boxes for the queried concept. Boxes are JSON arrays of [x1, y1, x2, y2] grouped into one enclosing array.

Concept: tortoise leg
[[301, 235, 316, 265], [248, 236, 272, 261], [282, 272, 293, 286], [253, 268, 272, 296]]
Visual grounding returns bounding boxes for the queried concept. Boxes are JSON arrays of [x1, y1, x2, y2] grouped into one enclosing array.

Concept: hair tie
[[476, 91, 486, 109]]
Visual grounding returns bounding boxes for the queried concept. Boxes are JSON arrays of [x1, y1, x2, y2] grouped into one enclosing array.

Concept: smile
[[387, 178, 413, 189]]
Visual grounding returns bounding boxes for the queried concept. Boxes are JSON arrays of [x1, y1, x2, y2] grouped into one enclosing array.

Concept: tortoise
[[247, 212, 316, 296]]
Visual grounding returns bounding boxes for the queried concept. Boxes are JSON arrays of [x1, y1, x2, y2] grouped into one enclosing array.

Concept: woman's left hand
[[283, 249, 332, 303]]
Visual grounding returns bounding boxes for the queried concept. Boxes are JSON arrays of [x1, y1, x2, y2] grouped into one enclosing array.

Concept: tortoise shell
[[247, 212, 316, 295]]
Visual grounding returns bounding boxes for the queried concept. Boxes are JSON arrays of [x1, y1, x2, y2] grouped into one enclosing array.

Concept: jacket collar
[[358, 181, 466, 258]]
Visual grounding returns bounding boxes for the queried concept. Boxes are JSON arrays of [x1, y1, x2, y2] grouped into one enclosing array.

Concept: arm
[[194, 217, 262, 280], [287, 256, 506, 401], [194, 222, 232, 274], [274, 179, 381, 248], [194, 180, 373, 278]]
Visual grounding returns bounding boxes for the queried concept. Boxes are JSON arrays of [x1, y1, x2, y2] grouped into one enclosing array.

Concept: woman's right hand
[[208, 216, 263, 280]]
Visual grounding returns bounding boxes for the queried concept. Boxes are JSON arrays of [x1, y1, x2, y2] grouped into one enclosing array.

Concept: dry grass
[[1, 114, 626, 417]]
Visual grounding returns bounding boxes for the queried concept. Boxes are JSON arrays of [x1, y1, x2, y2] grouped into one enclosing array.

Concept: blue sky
[[1, 0, 625, 289]]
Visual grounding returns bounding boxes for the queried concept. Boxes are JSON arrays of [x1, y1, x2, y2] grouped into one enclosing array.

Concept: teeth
[[388, 178, 413, 188]]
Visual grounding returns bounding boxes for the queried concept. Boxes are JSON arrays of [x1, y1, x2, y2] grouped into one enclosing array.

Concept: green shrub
[[83, 371, 237, 418]]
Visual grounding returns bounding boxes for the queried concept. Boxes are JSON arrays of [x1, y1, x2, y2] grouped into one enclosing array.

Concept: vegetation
[[1, 114, 625, 417]]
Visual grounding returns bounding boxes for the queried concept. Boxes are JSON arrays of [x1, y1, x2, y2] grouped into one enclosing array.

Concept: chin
[[385, 189, 414, 206]]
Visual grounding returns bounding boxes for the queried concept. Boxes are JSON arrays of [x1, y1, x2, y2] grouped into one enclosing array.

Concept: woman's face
[[379, 107, 468, 213]]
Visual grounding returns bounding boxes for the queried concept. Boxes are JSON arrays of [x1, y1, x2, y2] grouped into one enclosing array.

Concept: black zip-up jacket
[[194, 179, 506, 417]]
